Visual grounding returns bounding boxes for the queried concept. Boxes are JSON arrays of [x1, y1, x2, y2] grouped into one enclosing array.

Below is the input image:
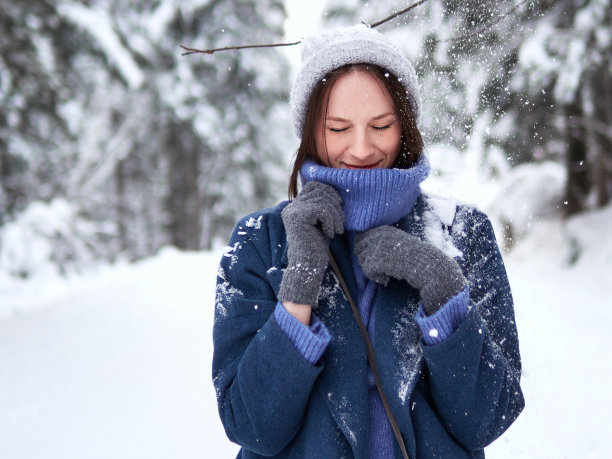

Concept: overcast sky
[[283, 0, 326, 72]]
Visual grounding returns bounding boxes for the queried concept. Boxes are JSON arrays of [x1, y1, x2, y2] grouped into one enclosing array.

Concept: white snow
[[487, 205, 612, 458], [2, 133, 611, 456], [327, 392, 357, 445], [425, 195, 457, 227], [391, 307, 421, 405], [146, 0, 178, 43], [422, 194, 463, 258], [244, 216, 263, 229], [0, 247, 238, 458]]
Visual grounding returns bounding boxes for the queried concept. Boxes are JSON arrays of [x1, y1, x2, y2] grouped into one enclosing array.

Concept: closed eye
[[328, 127, 348, 133], [373, 124, 392, 131]]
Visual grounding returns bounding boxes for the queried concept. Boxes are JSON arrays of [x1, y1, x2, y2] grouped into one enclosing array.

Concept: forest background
[[1, 0, 611, 457], [1, 0, 610, 276]]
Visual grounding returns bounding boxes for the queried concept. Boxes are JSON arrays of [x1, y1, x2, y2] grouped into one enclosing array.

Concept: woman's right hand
[[278, 181, 344, 311]]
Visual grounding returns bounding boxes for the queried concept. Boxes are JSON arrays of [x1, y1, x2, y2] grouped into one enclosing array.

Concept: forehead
[[325, 70, 394, 117]]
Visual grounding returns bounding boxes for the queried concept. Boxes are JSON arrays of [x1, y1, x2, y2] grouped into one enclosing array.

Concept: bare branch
[[369, 0, 431, 29], [179, 41, 302, 56], [181, 0, 432, 56]]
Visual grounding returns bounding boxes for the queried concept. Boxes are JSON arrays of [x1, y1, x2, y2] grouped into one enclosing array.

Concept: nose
[[348, 130, 376, 164]]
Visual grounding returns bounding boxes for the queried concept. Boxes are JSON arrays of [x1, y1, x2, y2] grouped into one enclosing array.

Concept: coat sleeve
[[419, 207, 524, 451], [212, 211, 324, 456]]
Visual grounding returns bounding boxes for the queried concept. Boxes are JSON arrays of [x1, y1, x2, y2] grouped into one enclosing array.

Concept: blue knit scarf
[[299, 154, 430, 456], [300, 155, 430, 232]]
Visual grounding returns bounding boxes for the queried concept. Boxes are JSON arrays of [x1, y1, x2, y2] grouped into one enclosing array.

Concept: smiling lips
[[345, 162, 381, 169]]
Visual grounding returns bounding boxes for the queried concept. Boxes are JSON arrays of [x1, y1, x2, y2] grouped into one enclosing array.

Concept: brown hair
[[288, 64, 424, 199]]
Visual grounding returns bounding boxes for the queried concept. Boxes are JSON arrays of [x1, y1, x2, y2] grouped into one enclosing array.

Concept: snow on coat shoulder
[[422, 193, 463, 259]]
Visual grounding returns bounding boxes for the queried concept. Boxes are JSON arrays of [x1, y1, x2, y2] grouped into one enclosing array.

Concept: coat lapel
[[374, 281, 423, 456], [314, 235, 370, 459], [374, 196, 428, 454], [314, 196, 431, 457]]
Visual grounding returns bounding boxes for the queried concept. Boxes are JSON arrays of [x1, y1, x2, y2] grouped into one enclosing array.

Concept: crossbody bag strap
[[327, 250, 410, 459]]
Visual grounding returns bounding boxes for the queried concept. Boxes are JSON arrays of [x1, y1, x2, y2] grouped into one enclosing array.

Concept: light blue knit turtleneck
[[299, 155, 430, 232]]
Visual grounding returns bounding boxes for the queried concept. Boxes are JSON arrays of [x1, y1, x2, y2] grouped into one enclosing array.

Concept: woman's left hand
[[355, 225, 466, 315]]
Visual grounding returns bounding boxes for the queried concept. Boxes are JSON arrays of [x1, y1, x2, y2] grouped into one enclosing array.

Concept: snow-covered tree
[[0, 0, 290, 277], [509, 0, 612, 214]]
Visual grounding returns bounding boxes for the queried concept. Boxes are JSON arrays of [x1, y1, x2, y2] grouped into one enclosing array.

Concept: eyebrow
[[326, 112, 396, 122]]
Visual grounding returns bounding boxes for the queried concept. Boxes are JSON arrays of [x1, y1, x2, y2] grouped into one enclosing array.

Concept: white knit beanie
[[290, 24, 421, 139]]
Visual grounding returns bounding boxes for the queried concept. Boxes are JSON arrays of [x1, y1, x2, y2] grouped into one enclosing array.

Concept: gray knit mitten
[[355, 225, 466, 315], [278, 181, 344, 306]]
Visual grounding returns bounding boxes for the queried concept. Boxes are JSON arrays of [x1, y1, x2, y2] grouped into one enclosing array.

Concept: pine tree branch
[[446, 0, 532, 43], [368, 0, 430, 28]]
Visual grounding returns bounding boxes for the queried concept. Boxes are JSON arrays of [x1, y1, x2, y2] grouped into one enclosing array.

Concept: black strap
[[327, 250, 410, 459]]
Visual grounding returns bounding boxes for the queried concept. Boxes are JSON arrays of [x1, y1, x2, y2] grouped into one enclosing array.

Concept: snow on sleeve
[[222, 215, 263, 269], [215, 266, 243, 319], [222, 242, 242, 269], [244, 216, 263, 230]]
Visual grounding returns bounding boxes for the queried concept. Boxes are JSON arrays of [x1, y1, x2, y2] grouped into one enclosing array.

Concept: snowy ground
[[0, 248, 237, 458], [1, 204, 611, 458]]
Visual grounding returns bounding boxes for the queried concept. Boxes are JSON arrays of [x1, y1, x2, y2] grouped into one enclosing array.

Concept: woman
[[213, 24, 524, 458]]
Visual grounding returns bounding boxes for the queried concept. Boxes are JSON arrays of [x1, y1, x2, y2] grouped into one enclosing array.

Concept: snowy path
[[0, 249, 239, 459], [1, 210, 611, 458]]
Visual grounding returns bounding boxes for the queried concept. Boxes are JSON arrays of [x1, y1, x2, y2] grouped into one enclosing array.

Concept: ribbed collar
[[299, 155, 430, 232]]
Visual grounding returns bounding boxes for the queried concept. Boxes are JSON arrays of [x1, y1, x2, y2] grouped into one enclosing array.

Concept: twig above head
[[180, 0, 432, 56], [179, 41, 302, 56]]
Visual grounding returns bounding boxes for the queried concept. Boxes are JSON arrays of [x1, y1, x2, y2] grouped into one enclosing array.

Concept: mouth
[[345, 161, 381, 170]]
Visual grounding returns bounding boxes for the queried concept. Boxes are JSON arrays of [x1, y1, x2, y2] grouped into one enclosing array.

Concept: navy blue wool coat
[[213, 194, 524, 458]]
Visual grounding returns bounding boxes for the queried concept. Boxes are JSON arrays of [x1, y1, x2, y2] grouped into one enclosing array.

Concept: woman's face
[[315, 70, 402, 169]]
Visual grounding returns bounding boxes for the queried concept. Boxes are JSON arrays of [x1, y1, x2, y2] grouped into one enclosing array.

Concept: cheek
[[315, 131, 345, 165], [380, 130, 402, 154], [323, 135, 340, 154], [322, 136, 348, 167], [382, 131, 403, 165]]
